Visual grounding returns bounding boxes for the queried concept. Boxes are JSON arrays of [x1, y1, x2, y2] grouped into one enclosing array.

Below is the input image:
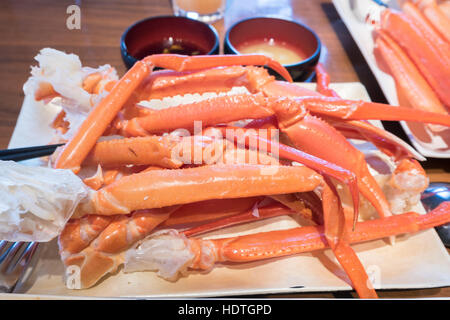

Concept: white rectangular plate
[[332, 0, 450, 158], [4, 82, 450, 298]]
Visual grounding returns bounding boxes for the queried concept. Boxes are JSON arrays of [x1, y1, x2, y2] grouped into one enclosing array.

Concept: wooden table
[[0, 0, 448, 299]]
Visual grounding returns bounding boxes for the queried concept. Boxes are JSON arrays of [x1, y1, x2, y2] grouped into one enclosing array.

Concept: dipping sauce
[[133, 37, 207, 59], [236, 39, 307, 65]]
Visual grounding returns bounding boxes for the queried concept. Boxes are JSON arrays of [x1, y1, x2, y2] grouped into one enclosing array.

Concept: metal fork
[[0, 241, 40, 293]]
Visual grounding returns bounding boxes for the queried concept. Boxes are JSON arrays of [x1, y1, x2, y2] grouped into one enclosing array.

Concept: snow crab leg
[[119, 92, 450, 221], [182, 203, 295, 237], [54, 60, 153, 172], [82, 135, 227, 168], [79, 160, 373, 296], [374, 29, 449, 125], [378, 7, 450, 107], [54, 54, 292, 172], [186, 202, 450, 268], [215, 125, 360, 224], [143, 53, 293, 83], [126, 203, 450, 297], [413, 0, 450, 43], [82, 164, 323, 216], [36, 51, 450, 298]]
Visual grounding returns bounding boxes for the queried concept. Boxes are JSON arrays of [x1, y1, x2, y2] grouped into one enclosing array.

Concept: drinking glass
[[171, 0, 226, 24]]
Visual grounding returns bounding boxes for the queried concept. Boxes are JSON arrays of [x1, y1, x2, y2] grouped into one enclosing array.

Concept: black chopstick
[[0, 143, 64, 161]]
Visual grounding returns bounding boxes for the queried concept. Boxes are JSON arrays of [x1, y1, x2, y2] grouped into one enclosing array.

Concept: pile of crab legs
[[35, 52, 450, 299]]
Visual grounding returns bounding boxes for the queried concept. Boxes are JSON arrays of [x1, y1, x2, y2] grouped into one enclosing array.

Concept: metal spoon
[[421, 182, 450, 247]]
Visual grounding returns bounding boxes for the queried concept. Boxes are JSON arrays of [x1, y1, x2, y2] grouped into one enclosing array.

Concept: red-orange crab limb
[[82, 164, 323, 216], [82, 135, 227, 168], [182, 203, 295, 237], [379, 8, 450, 107], [374, 29, 449, 121], [215, 125, 360, 225], [80, 157, 373, 296], [54, 60, 153, 171], [58, 215, 113, 259], [321, 179, 377, 298], [165, 197, 262, 229], [49, 53, 450, 299], [249, 65, 424, 160], [59, 198, 262, 276], [91, 206, 180, 254], [315, 62, 340, 98], [327, 119, 425, 161], [181, 197, 323, 238], [81, 163, 373, 297], [184, 180, 377, 298], [121, 93, 450, 222], [413, 0, 450, 43], [122, 94, 450, 133], [185, 201, 450, 282], [314, 62, 426, 162], [288, 96, 450, 124], [54, 54, 292, 171], [143, 53, 293, 83]]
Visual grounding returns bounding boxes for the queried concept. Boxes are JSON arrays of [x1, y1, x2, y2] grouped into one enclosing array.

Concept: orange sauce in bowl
[[236, 39, 307, 65]]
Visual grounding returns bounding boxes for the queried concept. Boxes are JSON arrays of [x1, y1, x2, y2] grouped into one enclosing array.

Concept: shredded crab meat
[[346, 148, 428, 218], [0, 161, 89, 242], [23, 48, 118, 140], [27, 49, 251, 142], [24, 48, 91, 112], [124, 229, 194, 281]]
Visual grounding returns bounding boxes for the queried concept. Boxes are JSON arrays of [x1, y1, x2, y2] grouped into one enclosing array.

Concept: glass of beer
[[171, 0, 226, 24]]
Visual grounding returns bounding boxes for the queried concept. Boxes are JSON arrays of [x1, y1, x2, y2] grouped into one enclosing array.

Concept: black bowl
[[121, 15, 220, 69], [224, 17, 321, 81]]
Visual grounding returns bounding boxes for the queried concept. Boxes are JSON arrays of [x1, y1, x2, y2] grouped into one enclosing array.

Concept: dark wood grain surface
[[0, 0, 448, 299]]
